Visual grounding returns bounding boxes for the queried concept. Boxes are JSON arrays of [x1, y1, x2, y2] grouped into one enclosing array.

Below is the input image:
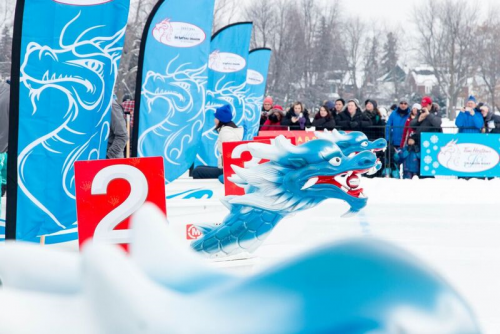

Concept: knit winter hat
[[263, 96, 273, 105], [214, 104, 233, 123], [421, 96, 432, 108], [467, 95, 477, 104], [348, 99, 360, 108], [325, 100, 335, 110], [412, 103, 422, 110], [365, 99, 378, 109]]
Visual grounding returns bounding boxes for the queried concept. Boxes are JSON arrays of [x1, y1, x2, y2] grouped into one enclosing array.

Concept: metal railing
[[258, 124, 486, 178]]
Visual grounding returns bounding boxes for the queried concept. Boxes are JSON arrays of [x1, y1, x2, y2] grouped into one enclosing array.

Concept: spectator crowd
[[259, 95, 500, 179]]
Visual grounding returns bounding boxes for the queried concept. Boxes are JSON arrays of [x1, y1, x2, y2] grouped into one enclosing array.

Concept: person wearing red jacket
[[400, 103, 420, 148], [262, 105, 286, 131]]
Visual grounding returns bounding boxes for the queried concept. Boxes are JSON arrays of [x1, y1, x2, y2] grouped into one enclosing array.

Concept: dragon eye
[[361, 141, 369, 147], [329, 157, 342, 166]]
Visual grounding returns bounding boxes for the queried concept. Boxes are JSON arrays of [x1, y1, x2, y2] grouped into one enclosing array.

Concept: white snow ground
[[166, 177, 500, 333], [1, 177, 499, 332]]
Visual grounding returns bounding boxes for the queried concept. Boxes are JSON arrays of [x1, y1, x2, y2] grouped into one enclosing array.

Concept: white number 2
[[91, 165, 148, 244]]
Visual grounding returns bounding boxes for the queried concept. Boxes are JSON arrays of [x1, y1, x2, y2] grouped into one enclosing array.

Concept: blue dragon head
[[228, 135, 380, 215], [316, 129, 387, 173]]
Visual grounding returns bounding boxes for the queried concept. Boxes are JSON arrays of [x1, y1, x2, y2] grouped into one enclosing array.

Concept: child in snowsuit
[[394, 133, 420, 179]]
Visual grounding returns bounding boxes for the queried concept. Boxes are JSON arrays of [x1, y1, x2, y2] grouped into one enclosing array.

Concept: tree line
[[0, 0, 499, 113]]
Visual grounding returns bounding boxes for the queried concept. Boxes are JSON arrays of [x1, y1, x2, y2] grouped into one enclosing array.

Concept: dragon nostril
[[362, 158, 373, 165]]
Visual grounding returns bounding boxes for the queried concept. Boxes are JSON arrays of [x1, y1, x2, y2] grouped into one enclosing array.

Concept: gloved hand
[[299, 117, 306, 129], [350, 121, 359, 129]]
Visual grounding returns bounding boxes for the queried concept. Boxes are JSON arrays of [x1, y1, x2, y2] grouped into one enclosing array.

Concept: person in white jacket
[[193, 104, 243, 179]]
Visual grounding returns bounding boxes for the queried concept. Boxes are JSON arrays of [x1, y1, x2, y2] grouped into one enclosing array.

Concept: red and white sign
[[186, 224, 203, 240], [257, 130, 317, 144], [222, 137, 295, 196], [74, 157, 166, 250]]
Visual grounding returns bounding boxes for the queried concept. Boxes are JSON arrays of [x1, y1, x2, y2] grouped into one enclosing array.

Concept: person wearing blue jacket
[[394, 133, 421, 179], [455, 96, 484, 133], [386, 98, 411, 147], [384, 98, 410, 178]]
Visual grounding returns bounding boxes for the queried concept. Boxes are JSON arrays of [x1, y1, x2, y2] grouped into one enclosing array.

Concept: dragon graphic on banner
[[10, 0, 130, 241], [134, 0, 214, 183]]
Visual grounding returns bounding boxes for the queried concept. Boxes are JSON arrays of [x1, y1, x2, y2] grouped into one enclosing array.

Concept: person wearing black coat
[[312, 106, 336, 131], [337, 99, 372, 132], [281, 101, 312, 130], [480, 104, 500, 133], [363, 99, 386, 140], [409, 102, 442, 142]]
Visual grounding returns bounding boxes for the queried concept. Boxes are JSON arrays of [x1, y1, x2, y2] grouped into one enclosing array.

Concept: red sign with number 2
[[74, 157, 166, 250]]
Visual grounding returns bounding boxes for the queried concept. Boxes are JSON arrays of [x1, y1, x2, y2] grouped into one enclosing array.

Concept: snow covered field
[[167, 177, 500, 333], [1, 177, 499, 332]]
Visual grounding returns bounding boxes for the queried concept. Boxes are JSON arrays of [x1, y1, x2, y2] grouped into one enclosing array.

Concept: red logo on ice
[[186, 224, 202, 240]]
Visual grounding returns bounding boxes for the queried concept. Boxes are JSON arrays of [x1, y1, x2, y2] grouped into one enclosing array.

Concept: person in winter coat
[[333, 98, 345, 122], [480, 104, 500, 133], [0, 80, 10, 198], [281, 101, 312, 130], [363, 99, 386, 140], [410, 96, 442, 142], [337, 99, 372, 132], [455, 95, 484, 133], [400, 103, 420, 148], [260, 96, 274, 126], [262, 105, 286, 131], [394, 133, 420, 179], [312, 106, 336, 131], [385, 98, 410, 148], [106, 99, 129, 159], [193, 104, 244, 179]]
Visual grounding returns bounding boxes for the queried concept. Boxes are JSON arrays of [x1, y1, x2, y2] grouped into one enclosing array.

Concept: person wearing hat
[[409, 96, 442, 142], [337, 99, 372, 132], [260, 96, 274, 126], [479, 104, 500, 133], [384, 97, 411, 178], [455, 95, 484, 133], [393, 132, 421, 179], [262, 105, 286, 131], [193, 104, 243, 179], [400, 103, 421, 148], [385, 97, 411, 149]]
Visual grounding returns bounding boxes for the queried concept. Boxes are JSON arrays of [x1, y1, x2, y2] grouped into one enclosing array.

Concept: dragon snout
[[372, 138, 387, 150], [354, 151, 377, 168]]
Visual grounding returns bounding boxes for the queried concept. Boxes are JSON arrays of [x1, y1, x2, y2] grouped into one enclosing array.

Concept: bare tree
[[245, 0, 276, 48], [213, 0, 239, 32], [414, 0, 479, 118], [475, 6, 500, 111], [342, 16, 366, 100]]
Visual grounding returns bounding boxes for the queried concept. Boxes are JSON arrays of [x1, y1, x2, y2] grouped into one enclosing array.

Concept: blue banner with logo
[[195, 22, 253, 167], [6, 0, 130, 241], [243, 48, 272, 140], [133, 0, 214, 183], [420, 133, 500, 177]]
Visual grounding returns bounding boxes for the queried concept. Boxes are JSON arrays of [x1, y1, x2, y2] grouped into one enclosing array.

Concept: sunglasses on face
[[400, 102, 408, 105]]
